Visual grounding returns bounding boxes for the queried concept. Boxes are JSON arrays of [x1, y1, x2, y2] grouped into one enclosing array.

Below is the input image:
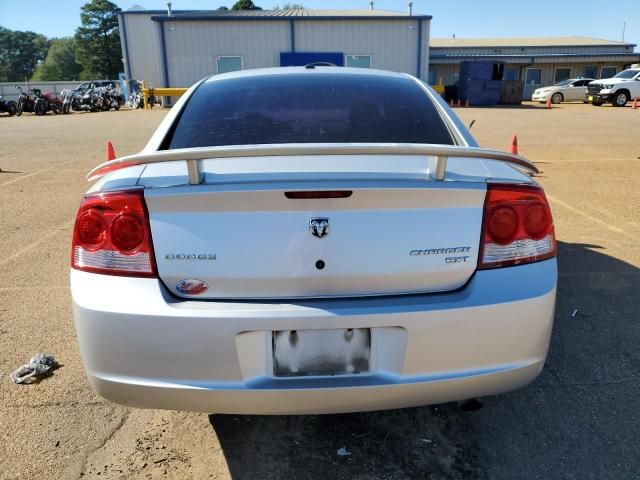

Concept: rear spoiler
[[87, 143, 539, 184]]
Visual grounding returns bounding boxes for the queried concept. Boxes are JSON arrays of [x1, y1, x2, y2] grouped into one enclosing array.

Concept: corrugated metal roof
[[431, 36, 635, 48], [172, 8, 417, 18]]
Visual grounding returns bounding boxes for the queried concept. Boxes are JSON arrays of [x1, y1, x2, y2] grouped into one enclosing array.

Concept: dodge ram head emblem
[[309, 218, 329, 238]]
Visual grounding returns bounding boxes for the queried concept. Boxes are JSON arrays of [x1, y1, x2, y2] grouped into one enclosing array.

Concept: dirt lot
[[1, 102, 639, 480]]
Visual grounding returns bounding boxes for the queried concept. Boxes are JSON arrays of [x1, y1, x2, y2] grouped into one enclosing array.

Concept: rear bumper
[[71, 259, 557, 414]]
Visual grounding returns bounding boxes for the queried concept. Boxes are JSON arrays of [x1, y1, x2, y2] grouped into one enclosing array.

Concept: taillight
[[478, 184, 556, 269], [71, 190, 156, 277]]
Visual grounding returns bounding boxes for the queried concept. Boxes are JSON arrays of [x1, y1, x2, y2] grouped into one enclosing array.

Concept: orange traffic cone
[[449, 98, 454, 108], [107, 141, 116, 161], [545, 98, 552, 109], [509, 135, 518, 155], [457, 99, 462, 107], [465, 99, 470, 108], [633, 97, 638, 110]]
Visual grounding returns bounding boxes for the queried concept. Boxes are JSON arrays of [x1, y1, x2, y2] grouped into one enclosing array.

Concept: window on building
[[583, 66, 597, 79], [217, 56, 243, 74], [345, 55, 371, 68], [525, 68, 542, 85], [554, 68, 571, 83], [600, 66, 617, 79]]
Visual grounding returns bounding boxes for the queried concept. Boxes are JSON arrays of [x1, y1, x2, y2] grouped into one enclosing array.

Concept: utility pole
[[622, 20, 626, 42]]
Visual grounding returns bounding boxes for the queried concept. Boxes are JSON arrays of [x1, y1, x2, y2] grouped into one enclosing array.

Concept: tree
[[32, 37, 83, 81], [74, 0, 121, 79], [0, 27, 50, 82], [217, 6, 229, 10], [231, 0, 262, 10]]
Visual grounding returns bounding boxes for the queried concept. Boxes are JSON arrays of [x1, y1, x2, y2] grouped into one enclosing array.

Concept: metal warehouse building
[[429, 37, 640, 99], [118, 8, 431, 89]]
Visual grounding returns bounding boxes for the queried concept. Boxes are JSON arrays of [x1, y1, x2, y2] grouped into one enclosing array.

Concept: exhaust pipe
[[408, 2, 413, 16], [166, 1, 173, 17]]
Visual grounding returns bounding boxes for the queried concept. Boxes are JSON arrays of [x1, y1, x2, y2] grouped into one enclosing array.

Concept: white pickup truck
[[587, 68, 640, 106]]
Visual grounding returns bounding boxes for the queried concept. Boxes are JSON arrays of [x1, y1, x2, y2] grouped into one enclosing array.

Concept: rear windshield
[[167, 73, 454, 149]]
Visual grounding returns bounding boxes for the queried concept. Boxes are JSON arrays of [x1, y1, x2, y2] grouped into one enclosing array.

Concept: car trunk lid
[[144, 160, 486, 299]]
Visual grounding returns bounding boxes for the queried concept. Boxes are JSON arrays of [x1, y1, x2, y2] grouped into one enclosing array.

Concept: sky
[[0, 0, 638, 47]]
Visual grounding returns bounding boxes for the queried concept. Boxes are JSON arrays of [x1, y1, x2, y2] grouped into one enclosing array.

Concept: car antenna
[[469, 119, 476, 130]]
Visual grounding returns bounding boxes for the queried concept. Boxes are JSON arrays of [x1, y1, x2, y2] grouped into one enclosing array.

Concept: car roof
[[203, 66, 412, 84]]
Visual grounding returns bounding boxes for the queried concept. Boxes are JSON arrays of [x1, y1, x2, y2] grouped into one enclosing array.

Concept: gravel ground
[[0, 102, 638, 479]]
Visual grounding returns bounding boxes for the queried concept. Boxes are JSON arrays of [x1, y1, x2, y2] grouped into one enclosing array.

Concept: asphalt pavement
[[0, 102, 638, 479]]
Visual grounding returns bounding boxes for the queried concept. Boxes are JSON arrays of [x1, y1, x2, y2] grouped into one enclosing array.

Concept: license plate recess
[[273, 328, 371, 377]]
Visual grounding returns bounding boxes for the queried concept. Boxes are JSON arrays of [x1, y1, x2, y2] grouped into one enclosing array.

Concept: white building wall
[[294, 19, 427, 78], [120, 13, 164, 86], [121, 15, 432, 87], [163, 20, 290, 87]]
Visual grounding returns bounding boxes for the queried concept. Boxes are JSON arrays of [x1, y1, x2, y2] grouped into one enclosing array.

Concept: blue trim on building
[[118, 13, 132, 81], [416, 19, 422, 79], [149, 14, 432, 22], [430, 53, 640, 60], [158, 20, 170, 87], [280, 52, 344, 66], [289, 18, 295, 52], [432, 42, 636, 49], [122, 10, 199, 14]]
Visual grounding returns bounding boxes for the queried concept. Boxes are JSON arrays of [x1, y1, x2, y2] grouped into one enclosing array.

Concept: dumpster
[[459, 79, 503, 106], [500, 80, 524, 105], [458, 61, 505, 106]]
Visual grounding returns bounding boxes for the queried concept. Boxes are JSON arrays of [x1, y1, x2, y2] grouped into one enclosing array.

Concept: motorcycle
[[0, 95, 17, 116], [99, 86, 124, 111], [64, 87, 100, 112], [127, 80, 159, 109], [32, 88, 63, 115], [15, 86, 35, 116], [60, 88, 75, 114], [128, 80, 143, 109]]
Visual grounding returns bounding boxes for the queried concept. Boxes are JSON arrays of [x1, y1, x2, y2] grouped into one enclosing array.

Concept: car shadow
[[208, 241, 640, 479]]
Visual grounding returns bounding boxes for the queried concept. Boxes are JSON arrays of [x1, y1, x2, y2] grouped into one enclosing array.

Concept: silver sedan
[[71, 67, 557, 414], [532, 78, 594, 104]]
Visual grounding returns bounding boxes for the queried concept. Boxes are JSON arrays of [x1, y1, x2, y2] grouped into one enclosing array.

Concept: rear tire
[[612, 90, 629, 107], [6, 101, 17, 116], [551, 92, 563, 104], [34, 102, 46, 116]]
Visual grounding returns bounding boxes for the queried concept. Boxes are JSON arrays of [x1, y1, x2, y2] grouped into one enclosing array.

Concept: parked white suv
[[587, 69, 640, 106]]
